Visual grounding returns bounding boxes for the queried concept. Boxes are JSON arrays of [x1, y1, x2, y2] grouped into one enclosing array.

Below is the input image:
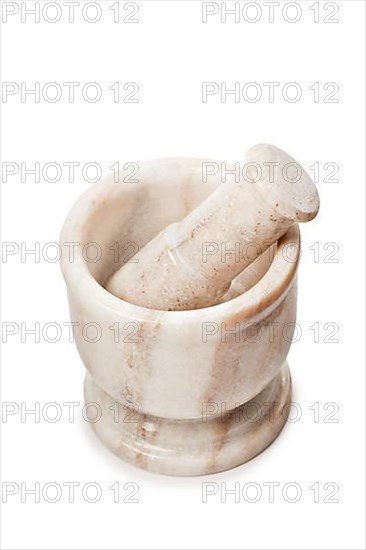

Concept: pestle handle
[[106, 144, 319, 311]]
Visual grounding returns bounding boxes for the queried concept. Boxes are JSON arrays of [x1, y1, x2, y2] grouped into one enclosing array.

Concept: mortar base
[[84, 363, 292, 476]]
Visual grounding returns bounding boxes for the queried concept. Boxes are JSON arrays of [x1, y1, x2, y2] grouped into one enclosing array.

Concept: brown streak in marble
[[124, 320, 162, 413], [134, 412, 161, 470], [241, 370, 292, 462], [205, 407, 236, 473], [202, 285, 290, 407]]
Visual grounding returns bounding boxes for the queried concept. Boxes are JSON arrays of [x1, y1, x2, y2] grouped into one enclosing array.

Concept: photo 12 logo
[[1, 1, 140, 24], [201, 481, 340, 503], [1, 81, 140, 103], [201, 2, 340, 24], [202, 81, 340, 103], [1, 481, 140, 503]]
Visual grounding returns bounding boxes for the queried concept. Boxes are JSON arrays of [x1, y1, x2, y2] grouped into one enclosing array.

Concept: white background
[[1, 1, 365, 549]]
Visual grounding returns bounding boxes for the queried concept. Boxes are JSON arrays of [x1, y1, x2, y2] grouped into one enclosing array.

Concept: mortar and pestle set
[[60, 144, 319, 475]]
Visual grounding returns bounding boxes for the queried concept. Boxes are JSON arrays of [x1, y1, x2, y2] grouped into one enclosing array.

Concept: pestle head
[[247, 144, 319, 223], [106, 144, 320, 311]]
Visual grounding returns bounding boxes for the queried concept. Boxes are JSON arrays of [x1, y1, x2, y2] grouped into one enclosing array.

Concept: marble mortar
[[60, 157, 302, 475]]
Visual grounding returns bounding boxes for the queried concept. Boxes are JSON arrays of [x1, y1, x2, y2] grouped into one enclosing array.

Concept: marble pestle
[[106, 144, 319, 311]]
